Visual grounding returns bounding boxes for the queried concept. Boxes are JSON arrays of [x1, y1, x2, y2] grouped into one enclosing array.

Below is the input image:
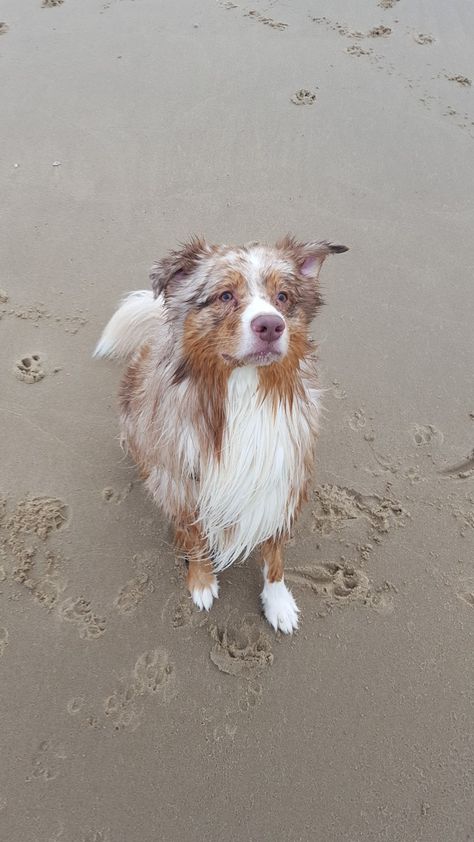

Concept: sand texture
[[1, 1, 473, 840]]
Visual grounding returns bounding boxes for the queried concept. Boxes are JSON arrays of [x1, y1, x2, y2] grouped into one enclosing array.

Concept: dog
[[94, 236, 348, 633]]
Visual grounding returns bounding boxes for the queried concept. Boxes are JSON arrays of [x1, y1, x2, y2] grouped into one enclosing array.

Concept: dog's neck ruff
[[196, 366, 318, 571]]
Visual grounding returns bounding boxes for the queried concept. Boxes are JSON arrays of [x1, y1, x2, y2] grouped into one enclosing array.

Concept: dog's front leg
[[259, 538, 299, 634], [175, 521, 219, 612]]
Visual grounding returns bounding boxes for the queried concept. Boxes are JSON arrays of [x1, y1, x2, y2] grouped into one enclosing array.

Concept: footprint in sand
[[162, 591, 195, 629], [59, 596, 106, 640], [31, 559, 67, 610], [346, 45, 373, 57], [1, 496, 70, 609], [245, 10, 288, 30], [0, 495, 109, 636], [208, 616, 271, 721], [286, 561, 370, 601], [217, 3, 287, 29], [332, 380, 347, 400], [209, 615, 273, 678], [103, 648, 175, 732], [291, 89, 317, 106], [412, 424, 444, 447], [15, 354, 46, 384], [103, 685, 143, 732], [366, 586, 396, 615], [368, 25, 391, 38], [446, 74, 472, 87], [9, 546, 67, 611], [26, 739, 67, 783], [310, 14, 392, 41], [349, 408, 367, 431], [101, 483, 133, 504], [443, 105, 457, 117], [133, 649, 175, 695], [2, 495, 69, 542], [238, 680, 263, 713], [311, 484, 408, 535], [114, 572, 154, 614], [286, 563, 396, 615], [413, 33, 435, 45]]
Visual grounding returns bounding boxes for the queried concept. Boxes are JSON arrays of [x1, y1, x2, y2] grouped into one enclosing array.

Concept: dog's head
[[150, 236, 348, 371]]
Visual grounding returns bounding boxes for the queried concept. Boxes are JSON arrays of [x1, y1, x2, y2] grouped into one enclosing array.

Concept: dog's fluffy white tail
[[94, 290, 165, 360]]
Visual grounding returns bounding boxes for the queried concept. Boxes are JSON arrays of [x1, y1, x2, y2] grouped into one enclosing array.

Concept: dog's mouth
[[222, 350, 282, 367]]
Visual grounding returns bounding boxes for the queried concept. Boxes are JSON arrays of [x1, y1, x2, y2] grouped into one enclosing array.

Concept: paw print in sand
[[291, 88, 317, 106], [15, 354, 45, 384]]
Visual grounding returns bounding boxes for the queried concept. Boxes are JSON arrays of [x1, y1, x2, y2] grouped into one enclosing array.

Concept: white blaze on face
[[239, 296, 288, 360]]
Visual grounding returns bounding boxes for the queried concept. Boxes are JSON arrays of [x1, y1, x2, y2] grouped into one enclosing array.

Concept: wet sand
[[1, 1, 473, 840]]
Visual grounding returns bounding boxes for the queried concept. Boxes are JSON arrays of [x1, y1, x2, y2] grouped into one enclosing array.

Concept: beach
[[1, 1, 473, 840]]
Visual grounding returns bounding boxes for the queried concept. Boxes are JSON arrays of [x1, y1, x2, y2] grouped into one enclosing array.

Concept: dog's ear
[[277, 236, 348, 279], [150, 237, 213, 297]]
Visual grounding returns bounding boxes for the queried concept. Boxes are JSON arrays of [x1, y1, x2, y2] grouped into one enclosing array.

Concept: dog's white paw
[[261, 578, 299, 634], [191, 578, 219, 612]]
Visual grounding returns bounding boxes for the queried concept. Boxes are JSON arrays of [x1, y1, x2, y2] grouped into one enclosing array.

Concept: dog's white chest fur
[[197, 367, 318, 570]]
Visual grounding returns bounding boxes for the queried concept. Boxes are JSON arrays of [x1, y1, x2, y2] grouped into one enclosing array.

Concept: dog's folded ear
[[150, 237, 213, 297], [277, 236, 349, 280]]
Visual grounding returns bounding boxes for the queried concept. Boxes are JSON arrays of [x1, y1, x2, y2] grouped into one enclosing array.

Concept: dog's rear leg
[[175, 522, 219, 612], [259, 538, 299, 634]]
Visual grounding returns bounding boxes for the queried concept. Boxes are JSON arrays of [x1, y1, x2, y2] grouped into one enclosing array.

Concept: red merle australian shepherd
[[95, 236, 348, 633]]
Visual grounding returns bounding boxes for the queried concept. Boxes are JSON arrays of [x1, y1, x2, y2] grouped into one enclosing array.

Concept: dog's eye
[[276, 292, 288, 303], [220, 291, 234, 302]]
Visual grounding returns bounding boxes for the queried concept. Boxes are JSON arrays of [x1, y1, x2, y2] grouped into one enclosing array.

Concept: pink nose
[[250, 314, 286, 343]]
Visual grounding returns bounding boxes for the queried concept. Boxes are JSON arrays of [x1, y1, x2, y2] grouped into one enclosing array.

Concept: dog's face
[[150, 237, 347, 370]]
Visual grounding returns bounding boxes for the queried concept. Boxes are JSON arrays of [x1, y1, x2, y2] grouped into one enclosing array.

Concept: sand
[[1, 1, 473, 840]]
